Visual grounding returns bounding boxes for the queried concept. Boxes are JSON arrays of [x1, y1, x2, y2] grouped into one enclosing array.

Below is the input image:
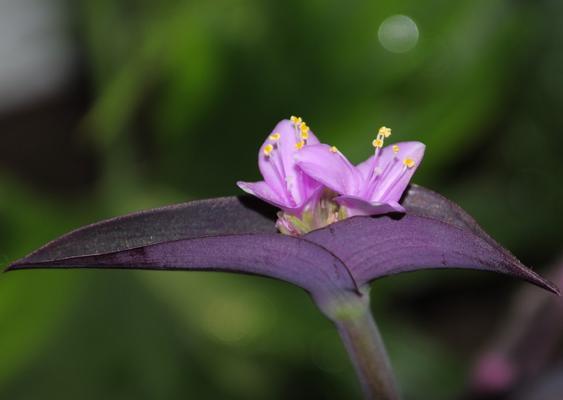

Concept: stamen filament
[[364, 157, 398, 199], [377, 163, 410, 201]]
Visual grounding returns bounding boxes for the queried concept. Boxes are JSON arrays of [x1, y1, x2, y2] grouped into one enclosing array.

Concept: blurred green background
[[1, 0, 562, 399]]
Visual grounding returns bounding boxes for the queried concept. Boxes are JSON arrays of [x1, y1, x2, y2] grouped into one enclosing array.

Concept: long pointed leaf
[[402, 184, 499, 247], [7, 186, 557, 295], [7, 196, 359, 298], [11, 234, 359, 299], [305, 191, 558, 294], [11, 196, 276, 264]]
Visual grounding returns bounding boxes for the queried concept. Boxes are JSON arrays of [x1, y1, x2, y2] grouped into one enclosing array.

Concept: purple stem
[[317, 289, 400, 400]]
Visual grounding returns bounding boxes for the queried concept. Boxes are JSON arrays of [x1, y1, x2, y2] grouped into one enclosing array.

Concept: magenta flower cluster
[[238, 117, 425, 234]]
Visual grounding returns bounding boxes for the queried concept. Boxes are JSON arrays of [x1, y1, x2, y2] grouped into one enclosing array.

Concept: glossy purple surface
[[7, 185, 558, 295]]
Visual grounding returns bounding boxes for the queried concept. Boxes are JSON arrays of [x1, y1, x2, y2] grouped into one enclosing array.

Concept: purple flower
[[237, 120, 425, 233], [295, 126, 425, 217], [237, 117, 322, 216]]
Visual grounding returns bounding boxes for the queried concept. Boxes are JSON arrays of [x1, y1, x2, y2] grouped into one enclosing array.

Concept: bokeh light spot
[[378, 15, 419, 53]]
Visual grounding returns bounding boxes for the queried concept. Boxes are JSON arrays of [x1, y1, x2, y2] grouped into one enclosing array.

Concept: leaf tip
[[534, 275, 560, 296], [4, 261, 21, 273], [4, 257, 33, 273]]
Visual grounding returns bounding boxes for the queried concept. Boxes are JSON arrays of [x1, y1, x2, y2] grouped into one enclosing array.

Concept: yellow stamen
[[403, 158, 415, 168], [372, 138, 384, 148], [392, 144, 400, 154], [329, 146, 338, 153], [269, 132, 281, 141], [263, 144, 274, 156], [379, 126, 392, 138], [290, 116, 302, 125], [300, 123, 310, 138], [295, 141, 305, 150]]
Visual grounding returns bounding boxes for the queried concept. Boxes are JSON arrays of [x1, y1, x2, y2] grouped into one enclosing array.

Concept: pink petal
[[237, 181, 288, 210], [357, 141, 425, 203], [295, 144, 362, 195], [335, 195, 405, 217], [258, 119, 320, 207], [357, 147, 393, 182], [378, 142, 425, 202]]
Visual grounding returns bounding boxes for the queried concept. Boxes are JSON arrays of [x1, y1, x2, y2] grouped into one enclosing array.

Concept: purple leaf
[[14, 234, 358, 299], [6, 186, 558, 296], [401, 184, 499, 246], [11, 196, 277, 264], [304, 185, 558, 294], [7, 196, 359, 298]]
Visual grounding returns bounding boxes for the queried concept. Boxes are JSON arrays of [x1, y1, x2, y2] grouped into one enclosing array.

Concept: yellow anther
[[372, 138, 384, 148], [392, 144, 400, 154], [295, 141, 305, 150], [290, 116, 302, 125], [403, 158, 416, 168], [330, 146, 338, 153], [379, 126, 392, 138], [269, 132, 281, 141], [301, 122, 309, 133], [263, 144, 274, 156]]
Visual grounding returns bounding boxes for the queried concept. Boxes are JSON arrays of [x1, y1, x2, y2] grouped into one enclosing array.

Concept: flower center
[[276, 189, 346, 236]]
